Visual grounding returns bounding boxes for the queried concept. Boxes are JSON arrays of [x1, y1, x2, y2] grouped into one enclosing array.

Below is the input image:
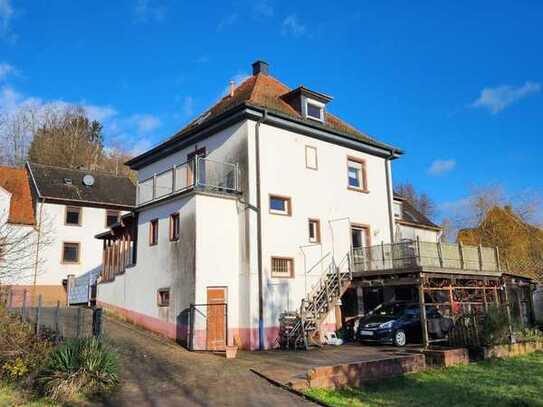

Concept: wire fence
[[188, 303, 228, 351]]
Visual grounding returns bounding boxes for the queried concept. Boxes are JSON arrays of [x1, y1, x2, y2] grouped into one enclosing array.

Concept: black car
[[356, 302, 451, 346]]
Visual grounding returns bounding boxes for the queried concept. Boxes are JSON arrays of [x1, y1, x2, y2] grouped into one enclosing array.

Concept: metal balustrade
[[136, 156, 241, 206], [351, 239, 501, 273]]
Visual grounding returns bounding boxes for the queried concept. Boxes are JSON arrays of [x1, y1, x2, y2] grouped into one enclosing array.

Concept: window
[[169, 213, 180, 241], [347, 157, 368, 191], [157, 288, 170, 307], [305, 145, 318, 170], [62, 242, 80, 263], [305, 99, 324, 121], [351, 225, 370, 248], [269, 195, 292, 216], [106, 210, 120, 227], [271, 257, 294, 278], [393, 201, 402, 219], [308, 219, 321, 243], [149, 219, 158, 246], [65, 206, 81, 225]]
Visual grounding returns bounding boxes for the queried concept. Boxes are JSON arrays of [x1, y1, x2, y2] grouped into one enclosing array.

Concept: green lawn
[[305, 351, 543, 407], [0, 383, 59, 407]]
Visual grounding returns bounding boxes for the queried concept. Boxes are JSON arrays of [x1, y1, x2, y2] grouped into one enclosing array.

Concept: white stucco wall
[[37, 202, 127, 285], [395, 222, 441, 243], [253, 121, 394, 329]]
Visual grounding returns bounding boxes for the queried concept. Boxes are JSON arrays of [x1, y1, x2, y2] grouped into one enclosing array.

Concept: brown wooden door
[[206, 287, 226, 351]]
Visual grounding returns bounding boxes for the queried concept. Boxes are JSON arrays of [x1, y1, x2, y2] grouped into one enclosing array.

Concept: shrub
[[37, 337, 119, 401], [0, 306, 53, 383], [480, 305, 511, 346]]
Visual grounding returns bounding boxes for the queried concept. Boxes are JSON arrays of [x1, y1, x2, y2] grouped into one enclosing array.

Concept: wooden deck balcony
[[136, 156, 241, 207], [352, 238, 502, 277]]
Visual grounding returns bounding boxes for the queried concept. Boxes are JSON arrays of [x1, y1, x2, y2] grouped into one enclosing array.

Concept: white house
[[96, 61, 441, 350], [18, 162, 136, 305], [393, 194, 442, 243]]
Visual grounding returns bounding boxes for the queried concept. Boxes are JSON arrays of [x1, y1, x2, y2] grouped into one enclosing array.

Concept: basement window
[[271, 257, 294, 278], [157, 288, 170, 307]]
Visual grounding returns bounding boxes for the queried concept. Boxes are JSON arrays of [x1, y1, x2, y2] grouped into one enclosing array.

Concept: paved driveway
[[95, 317, 314, 407]]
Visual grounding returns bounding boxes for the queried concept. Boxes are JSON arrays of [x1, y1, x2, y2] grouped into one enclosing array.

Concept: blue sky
[[1, 0, 542, 221]]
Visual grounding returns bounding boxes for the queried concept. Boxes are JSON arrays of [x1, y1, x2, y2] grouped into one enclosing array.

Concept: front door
[[206, 287, 226, 351]]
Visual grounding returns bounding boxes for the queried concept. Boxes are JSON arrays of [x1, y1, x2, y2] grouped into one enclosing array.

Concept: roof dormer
[[281, 86, 333, 122]]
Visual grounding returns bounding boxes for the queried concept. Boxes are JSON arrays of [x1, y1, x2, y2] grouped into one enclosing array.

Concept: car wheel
[[393, 329, 407, 347]]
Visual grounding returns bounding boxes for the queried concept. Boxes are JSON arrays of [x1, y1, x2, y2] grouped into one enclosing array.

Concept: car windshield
[[376, 303, 409, 318]]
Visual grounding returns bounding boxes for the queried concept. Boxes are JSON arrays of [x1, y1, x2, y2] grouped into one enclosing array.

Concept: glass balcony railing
[[137, 156, 240, 206]]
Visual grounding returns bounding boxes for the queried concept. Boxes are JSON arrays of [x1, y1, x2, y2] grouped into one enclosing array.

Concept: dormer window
[[305, 100, 324, 122], [393, 201, 403, 219]]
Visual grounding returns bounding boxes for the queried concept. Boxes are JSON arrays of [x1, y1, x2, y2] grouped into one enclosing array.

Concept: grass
[[0, 382, 59, 407], [305, 351, 543, 407]]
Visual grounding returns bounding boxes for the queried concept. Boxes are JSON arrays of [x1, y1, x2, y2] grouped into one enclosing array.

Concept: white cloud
[[253, 0, 274, 17], [182, 96, 194, 117], [428, 159, 456, 176], [0, 63, 15, 81], [281, 14, 306, 38], [127, 114, 161, 133], [82, 104, 117, 122], [472, 81, 541, 114], [134, 0, 166, 23], [217, 13, 238, 31]]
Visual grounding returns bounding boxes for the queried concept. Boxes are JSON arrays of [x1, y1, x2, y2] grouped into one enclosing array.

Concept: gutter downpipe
[[385, 152, 395, 244], [255, 109, 268, 351]]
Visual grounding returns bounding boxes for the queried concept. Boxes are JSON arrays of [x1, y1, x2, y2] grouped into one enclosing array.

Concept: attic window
[[305, 100, 324, 122], [393, 202, 402, 219]]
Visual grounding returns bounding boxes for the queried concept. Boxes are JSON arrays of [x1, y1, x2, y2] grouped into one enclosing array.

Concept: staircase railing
[[279, 252, 353, 350]]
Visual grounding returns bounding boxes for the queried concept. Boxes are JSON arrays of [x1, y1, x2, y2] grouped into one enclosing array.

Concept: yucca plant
[[37, 337, 119, 401]]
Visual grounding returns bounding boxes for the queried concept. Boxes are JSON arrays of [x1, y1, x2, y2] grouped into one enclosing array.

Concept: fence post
[[416, 236, 422, 265], [22, 289, 27, 319], [437, 241, 444, 268], [92, 308, 103, 337], [54, 301, 60, 335], [381, 241, 386, 268], [8, 287, 13, 309], [189, 305, 194, 351], [495, 247, 501, 272], [458, 242, 465, 269], [35, 295, 42, 336], [478, 245, 483, 271], [76, 307, 82, 338]]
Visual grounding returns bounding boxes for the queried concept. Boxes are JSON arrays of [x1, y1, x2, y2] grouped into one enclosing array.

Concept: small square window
[[106, 210, 120, 227], [269, 195, 291, 216], [170, 213, 180, 241], [271, 257, 294, 278], [62, 242, 80, 263], [65, 207, 81, 225], [306, 102, 323, 121], [305, 146, 318, 170], [149, 219, 159, 246], [347, 158, 368, 191], [157, 288, 170, 307], [308, 219, 321, 243]]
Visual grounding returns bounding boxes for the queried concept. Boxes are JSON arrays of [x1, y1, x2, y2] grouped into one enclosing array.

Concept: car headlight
[[379, 321, 394, 329]]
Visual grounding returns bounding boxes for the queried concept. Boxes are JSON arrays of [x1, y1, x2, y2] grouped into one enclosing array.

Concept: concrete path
[[95, 317, 314, 407]]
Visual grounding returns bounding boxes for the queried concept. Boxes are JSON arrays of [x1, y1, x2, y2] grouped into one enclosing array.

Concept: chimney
[[252, 60, 269, 76], [229, 80, 235, 97]]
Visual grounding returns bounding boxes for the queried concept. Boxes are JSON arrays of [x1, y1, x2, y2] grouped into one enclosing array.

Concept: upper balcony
[[352, 239, 502, 277], [136, 156, 241, 207]]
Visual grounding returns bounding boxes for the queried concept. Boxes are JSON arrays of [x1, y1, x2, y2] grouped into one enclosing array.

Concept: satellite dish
[[82, 174, 95, 187]]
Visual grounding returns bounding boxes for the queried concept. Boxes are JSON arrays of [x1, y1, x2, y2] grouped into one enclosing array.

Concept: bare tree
[[395, 182, 437, 219], [0, 104, 41, 167], [0, 210, 52, 285]]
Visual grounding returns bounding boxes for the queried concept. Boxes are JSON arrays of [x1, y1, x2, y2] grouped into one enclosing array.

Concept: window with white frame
[[347, 157, 367, 191], [351, 225, 370, 249], [393, 201, 403, 219], [304, 98, 324, 121], [269, 195, 291, 216]]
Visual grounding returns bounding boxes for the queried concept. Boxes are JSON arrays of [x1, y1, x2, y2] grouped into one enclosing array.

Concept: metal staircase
[[279, 253, 353, 350]]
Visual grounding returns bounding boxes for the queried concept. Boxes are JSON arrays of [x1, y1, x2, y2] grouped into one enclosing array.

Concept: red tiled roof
[[0, 166, 35, 225], [171, 73, 381, 146]]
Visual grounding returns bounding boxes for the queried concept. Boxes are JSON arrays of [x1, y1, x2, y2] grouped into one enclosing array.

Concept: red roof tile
[[0, 166, 35, 225]]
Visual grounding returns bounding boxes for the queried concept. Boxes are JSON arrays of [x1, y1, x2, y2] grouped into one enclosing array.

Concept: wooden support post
[[502, 281, 514, 342], [495, 246, 501, 272], [416, 236, 422, 265], [418, 275, 430, 348], [482, 287, 488, 312], [8, 287, 12, 309], [478, 245, 483, 271], [448, 280, 454, 316], [35, 295, 42, 336]]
